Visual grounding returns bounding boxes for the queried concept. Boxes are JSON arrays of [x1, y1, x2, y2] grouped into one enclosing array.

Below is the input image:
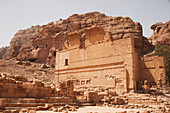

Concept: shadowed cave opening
[[29, 59, 37, 62]]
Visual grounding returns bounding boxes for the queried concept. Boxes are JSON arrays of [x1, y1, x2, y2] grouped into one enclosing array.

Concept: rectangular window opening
[[65, 59, 68, 66]]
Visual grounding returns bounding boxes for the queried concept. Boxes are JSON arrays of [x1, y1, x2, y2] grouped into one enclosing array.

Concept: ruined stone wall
[[0, 74, 56, 98], [0, 82, 54, 98], [55, 38, 138, 93], [138, 56, 166, 87]]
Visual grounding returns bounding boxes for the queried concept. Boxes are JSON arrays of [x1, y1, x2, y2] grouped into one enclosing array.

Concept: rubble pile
[[0, 74, 56, 98], [74, 86, 170, 113], [95, 93, 170, 113], [0, 73, 170, 112]]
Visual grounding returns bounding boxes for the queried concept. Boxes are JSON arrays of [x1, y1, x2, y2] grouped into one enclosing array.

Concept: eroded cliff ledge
[[0, 12, 155, 65], [150, 21, 170, 45]]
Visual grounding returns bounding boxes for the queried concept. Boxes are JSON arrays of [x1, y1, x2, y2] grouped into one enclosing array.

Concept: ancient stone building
[[55, 26, 166, 94]]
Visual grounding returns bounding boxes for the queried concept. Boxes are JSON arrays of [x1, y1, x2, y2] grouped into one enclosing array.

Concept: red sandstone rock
[[24, 61, 31, 66], [58, 106, 64, 112], [0, 12, 154, 65], [15, 60, 23, 65], [150, 20, 170, 45], [41, 64, 48, 69], [14, 75, 28, 82], [28, 110, 36, 113], [0, 47, 9, 59], [44, 103, 54, 108]]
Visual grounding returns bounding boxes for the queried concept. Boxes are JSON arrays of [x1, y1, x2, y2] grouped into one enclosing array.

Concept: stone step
[[5, 103, 78, 112], [5, 106, 38, 110], [1, 97, 74, 104], [5, 102, 77, 108], [77, 99, 96, 106], [77, 99, 91, 103], [53, 102, 77, 106], [77, 102, 96, 106], [17, 98, 48, 103], [5, 103, 45, 107]]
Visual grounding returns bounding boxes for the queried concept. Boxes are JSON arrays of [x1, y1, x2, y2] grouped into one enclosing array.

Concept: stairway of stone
[[1, 97, 76, 112], [77, 99, 96, 106], [127, 93, 170, 106]]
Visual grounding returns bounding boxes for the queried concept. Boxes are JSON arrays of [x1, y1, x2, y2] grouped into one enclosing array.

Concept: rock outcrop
[[0, 47, 9, 59], [10, 25, 41, 58], [11, 25, 40, 48], [0, 12, 154, 65], [0, 25, 41, 59], [150, 20, 170, 45]]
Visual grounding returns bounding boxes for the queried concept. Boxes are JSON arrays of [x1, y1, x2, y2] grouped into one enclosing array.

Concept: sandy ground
[[36, 106, 153, 113]]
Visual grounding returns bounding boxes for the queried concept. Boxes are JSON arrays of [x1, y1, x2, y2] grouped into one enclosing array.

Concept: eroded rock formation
[[0, 25, 41, 59], [150, 21, 170, 45], [0, 47, 9, 59], [0, 12, 154, 65]]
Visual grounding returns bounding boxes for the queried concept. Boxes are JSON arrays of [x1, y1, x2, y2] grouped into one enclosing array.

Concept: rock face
[[10, 25, 41, 58], [0, 47, 9, 59], [150, 21, 170, 45], [1, 12, 154, 65], [0, 25, 41, 59], [11, 25, 41, 48]]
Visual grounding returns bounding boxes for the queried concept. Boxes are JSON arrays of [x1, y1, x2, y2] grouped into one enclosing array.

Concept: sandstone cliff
[[150, 21, 170, 45], [0, 47, 9, 59], [0, 12, 154, 65]]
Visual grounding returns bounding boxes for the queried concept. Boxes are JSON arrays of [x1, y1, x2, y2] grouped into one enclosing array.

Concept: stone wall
[[0, 74, 55, 98], [0, 82, 54, 98], [138, 56, 166, 87], [55, 32, 166, 93], [55, 37, 138, 93]]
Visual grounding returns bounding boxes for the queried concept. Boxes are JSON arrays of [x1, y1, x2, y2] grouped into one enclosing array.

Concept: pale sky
[[0, 0, 170, 48]]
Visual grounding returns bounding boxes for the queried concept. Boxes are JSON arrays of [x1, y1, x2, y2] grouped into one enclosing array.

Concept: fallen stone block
[[28, 110, 36, 113], [19, 108, 28, 113], [44, 103, 54, 108], [15, 61, 23, 65], [70, 106, 77, 111], [11, 109, 20, 113], [65, 104, 70, 108], [0, 98, 6, 108], [24, 61, 31, 66], [33, 79, 42, 86], [15, 75, 28, 82], [41, 64, 48, 69], [3, 110, 12, 113], [117, 111, 126, 113], [58, 106, 64, 112]]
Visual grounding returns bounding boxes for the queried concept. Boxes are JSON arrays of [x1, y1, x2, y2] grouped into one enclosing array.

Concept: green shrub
[[153, 45, 170, 85]]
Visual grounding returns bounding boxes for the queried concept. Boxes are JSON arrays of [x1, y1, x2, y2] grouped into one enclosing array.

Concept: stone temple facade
[[55, 26, 166, 94]]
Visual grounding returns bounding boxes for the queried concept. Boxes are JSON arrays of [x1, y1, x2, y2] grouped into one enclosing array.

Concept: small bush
[[153, 45, 170, 85]]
